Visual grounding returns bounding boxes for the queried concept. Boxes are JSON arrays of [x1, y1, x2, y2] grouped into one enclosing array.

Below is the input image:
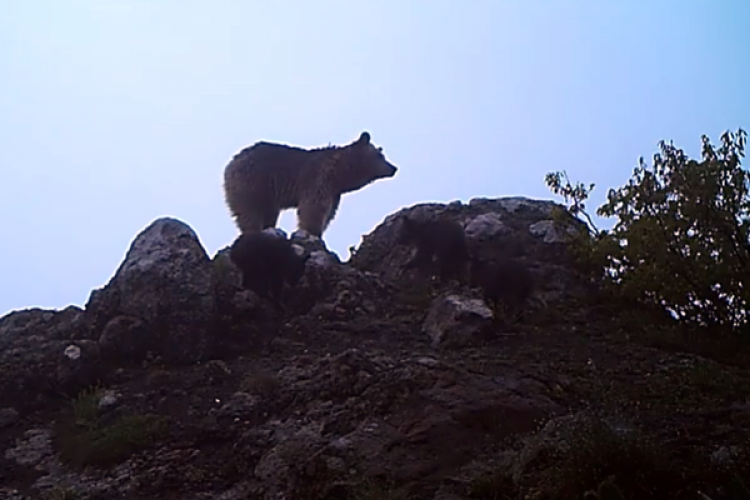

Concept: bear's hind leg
[[261, 207, 281, 230]]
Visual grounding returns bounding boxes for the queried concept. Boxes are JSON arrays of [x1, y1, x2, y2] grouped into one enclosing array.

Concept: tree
[[546, 128, 749, 332]]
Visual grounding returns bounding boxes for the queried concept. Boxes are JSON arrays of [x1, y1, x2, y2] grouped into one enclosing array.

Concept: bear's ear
[[357, 131, 371, 145]]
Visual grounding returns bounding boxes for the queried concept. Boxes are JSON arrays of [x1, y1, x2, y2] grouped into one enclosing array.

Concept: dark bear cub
[[228, 231, 309, 308], [396, 215, 471, 283], [468, 256, 534, 316]]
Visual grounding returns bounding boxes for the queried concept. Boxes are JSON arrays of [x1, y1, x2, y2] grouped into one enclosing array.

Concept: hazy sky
[[1, 1, 748, 317]]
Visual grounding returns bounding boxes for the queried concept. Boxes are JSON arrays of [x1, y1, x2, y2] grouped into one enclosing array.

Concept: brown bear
[[223, 131, 398, 238], [396, 215, 471, 283], [468, 256, 535, 315], [228, 230, 309, 308]]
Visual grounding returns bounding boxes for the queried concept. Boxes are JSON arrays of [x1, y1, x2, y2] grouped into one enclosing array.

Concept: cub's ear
[[357, 131, 371, 145]]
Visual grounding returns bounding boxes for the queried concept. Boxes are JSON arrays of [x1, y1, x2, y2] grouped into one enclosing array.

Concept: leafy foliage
[[545, 128, 749, 332]]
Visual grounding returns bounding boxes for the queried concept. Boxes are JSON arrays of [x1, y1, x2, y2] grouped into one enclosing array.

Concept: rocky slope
[[1, 197, 749, 500]]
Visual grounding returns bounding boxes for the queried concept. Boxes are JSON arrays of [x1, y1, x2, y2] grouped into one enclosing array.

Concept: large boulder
[[349, 196, 592, 307], [422, 293, 494, 348], [84, 217, 219, 365]]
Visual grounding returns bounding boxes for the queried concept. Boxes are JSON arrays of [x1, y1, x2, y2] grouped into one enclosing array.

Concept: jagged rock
[[422, 293, 494, 348], [467, 196, 558, 215], [98, 315, 150, 364], [275, 349, 564, 492], [291, 228, 331, 253], [0, 309, 50, 344], [214, 226, 383, 321], [463, 212, 510, 240], [529, 219, 579, 244], [4, 428, 53, 467], [349, 197, 590, 303], [0, 488, 28, 500], [257, 233, 393, 320], [3, 197, 739, 500], [241, 347, 563, 494], [0, 306, 88, 342], [190, 482, 260, 499], [98, 389, 120, 409], [0, 408, 19, 429], [254, 422, 330, 499], [57, 339, 102, 391], [0, 308, 105, 407], [84, 217, 218, 365]]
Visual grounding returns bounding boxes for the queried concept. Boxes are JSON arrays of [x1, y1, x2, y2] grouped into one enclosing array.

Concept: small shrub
[[641, 323, 750, 367], [70, 384, 106, 430], [467, 469, 518, 499], [349, 477, 407, 500], [701, 441, 750, 500], [56, 385, 169, 468], [58, 412, 168, 468], [583, 476, 626, 500], [680, 361, 750, 403], [539, 417, 686, 499]]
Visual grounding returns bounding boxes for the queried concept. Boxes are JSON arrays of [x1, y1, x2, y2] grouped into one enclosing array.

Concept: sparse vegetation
[[70, 384, 106, 430], [466, 415, 750, 500], [467, 469, 518, 499], [55, 385, 168, 469], [583, 476, 626, 500], [679, 360, 750, 404], [349, 477, 407, 500], [539, 417, 683, 499]]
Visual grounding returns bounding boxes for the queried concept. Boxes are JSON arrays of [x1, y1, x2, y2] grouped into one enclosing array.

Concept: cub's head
[[339, 131, 398, 193], [395, 215, 424, 246]]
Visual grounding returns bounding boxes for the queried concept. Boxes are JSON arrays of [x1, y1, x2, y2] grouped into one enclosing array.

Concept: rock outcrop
[[84, 217, 218, 365], [1, 197, 747, 500]]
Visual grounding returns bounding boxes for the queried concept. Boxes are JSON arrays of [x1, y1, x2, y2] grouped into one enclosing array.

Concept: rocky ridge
[[1, 197, 749, 500]]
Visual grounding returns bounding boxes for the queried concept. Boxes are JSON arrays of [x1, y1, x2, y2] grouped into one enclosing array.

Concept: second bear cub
[[396, 215, 471, 283]]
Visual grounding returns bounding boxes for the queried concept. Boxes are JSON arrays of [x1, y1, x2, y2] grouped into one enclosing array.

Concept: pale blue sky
[[1, 1, 748, 317]]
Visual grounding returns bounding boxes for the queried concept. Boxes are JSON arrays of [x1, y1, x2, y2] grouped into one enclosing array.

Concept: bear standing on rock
[[223, 131, 398, 239]]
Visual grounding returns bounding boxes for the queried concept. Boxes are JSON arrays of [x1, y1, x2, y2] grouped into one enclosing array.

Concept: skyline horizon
[[2, 1, 747, 317]]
